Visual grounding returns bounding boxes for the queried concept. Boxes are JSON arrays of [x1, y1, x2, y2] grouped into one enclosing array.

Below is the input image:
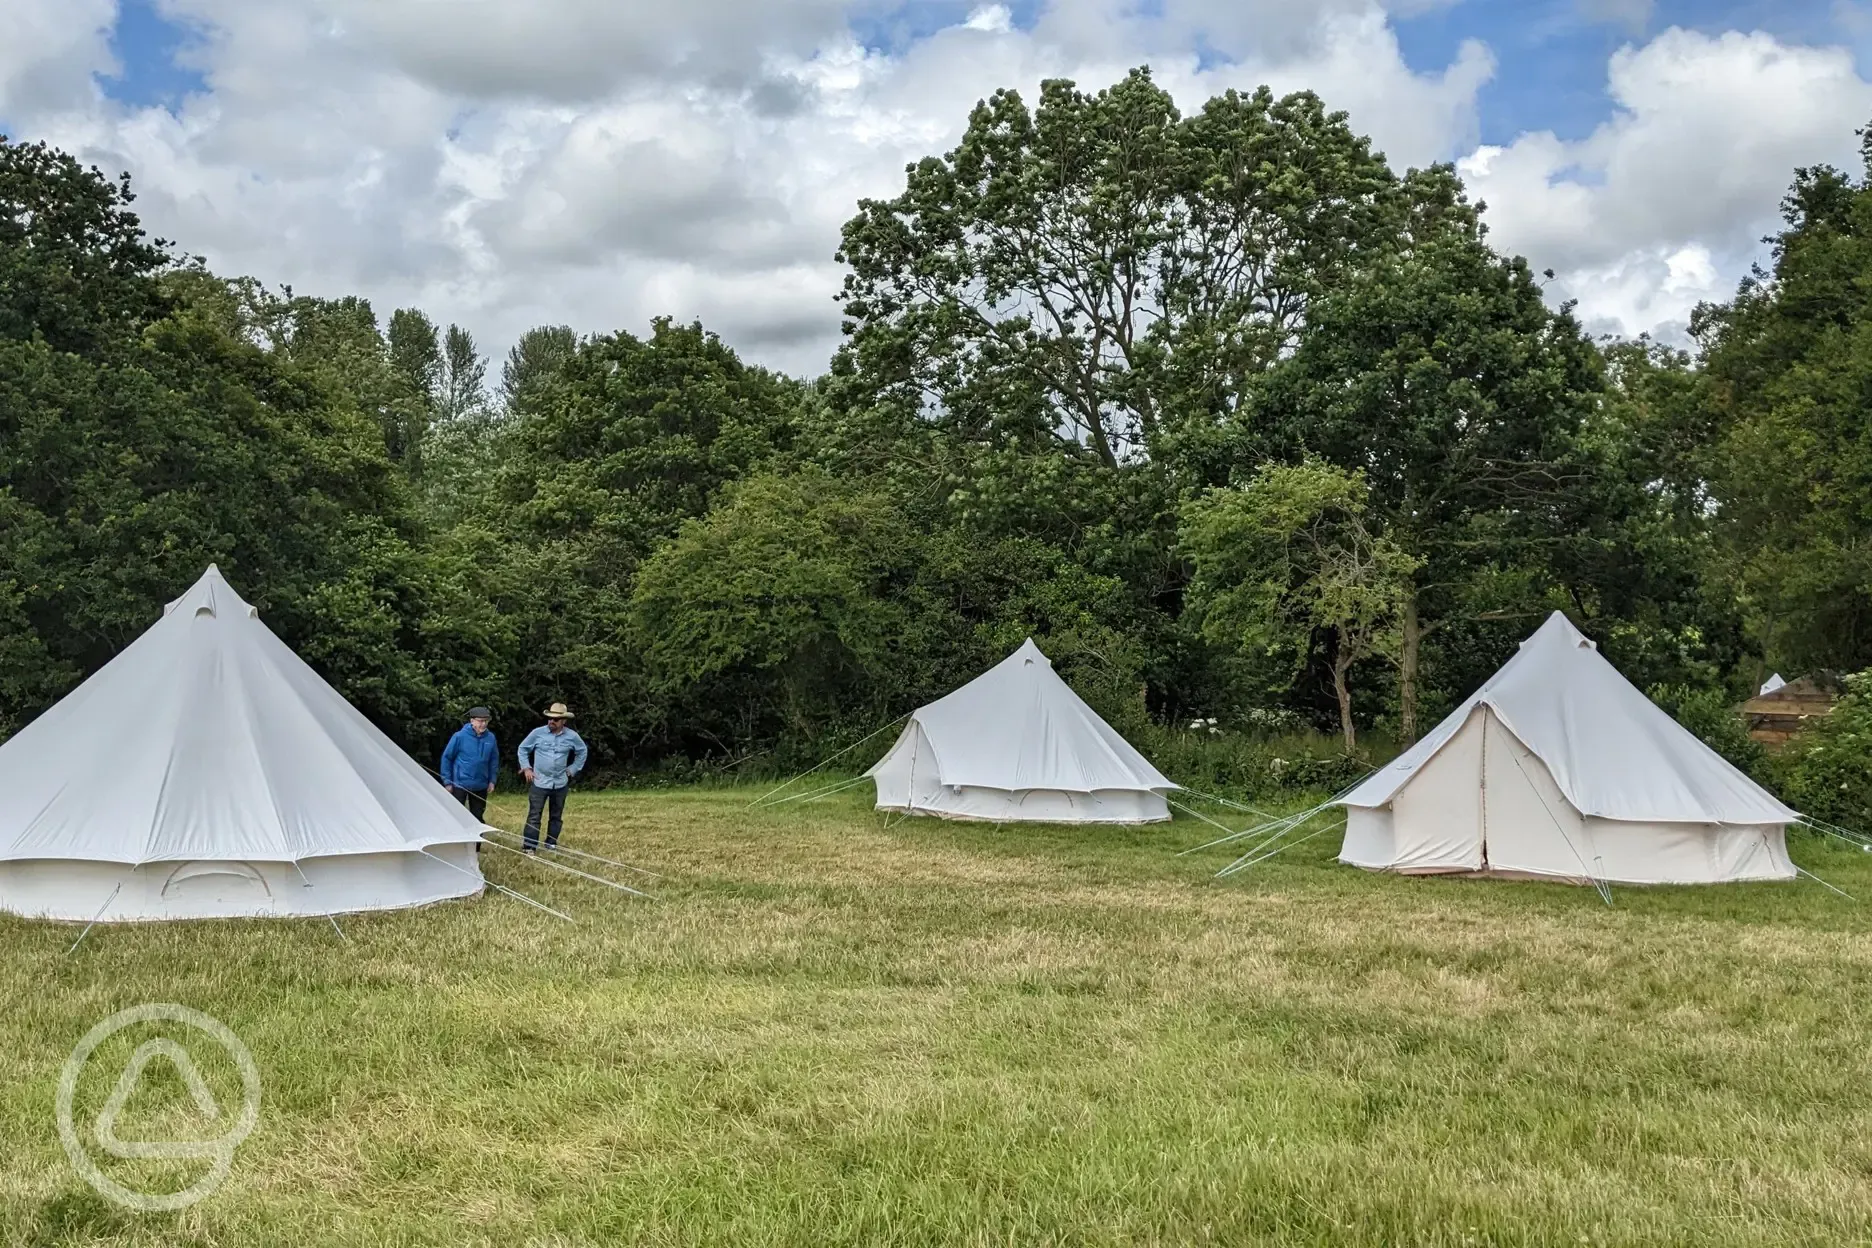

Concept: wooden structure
[[1739, 674, 1841, 748]]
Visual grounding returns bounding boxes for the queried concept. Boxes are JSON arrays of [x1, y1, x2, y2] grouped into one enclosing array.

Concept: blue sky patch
[[1393, 0, 1856, 151], [100, 0, 207, 111], [850, 0, 1046, 56]]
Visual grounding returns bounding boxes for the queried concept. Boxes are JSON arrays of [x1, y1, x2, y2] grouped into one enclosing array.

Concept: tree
[[1246, 214, 1603, 740], [1181, 461, 1418, 750], [439, 324, 488, 424], [833, 69, 1399, 471], [1691, 128, 1872, 673], [244, 293, 418, 474], [827, 69, 1418, 731], [493, 318, 802, 556], [501, 324, 578, 415], [386, 307, 441, 471], [0, 139, 496, 750], [463, 319, 807, 762], [0, 136, 171, 354], [0, 289, 479, 743], [1551, 338, 1754, 697], [631, 472, 912, 744], [417, 325, 501, 528]]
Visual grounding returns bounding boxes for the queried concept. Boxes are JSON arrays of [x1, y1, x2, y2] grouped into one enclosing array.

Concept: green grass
[[4, 783, 1872, 1246]]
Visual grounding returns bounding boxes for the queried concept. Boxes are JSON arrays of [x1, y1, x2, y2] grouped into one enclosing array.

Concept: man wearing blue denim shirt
[[517, 701, 587, 852]]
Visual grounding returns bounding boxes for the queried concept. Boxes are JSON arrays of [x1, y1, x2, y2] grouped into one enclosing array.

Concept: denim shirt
[[517, 726, 587, 790]]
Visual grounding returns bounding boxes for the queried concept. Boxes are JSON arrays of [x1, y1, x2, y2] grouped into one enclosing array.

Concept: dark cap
[[466, 706, 492, 720]]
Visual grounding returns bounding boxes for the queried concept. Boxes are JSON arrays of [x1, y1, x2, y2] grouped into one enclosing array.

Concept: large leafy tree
[[1692, 132, 1872, 673], [1245, 210, 1604, 739], [494, 318, 803, 554], [472, 318, 808, 760], [828, 69, 1421, 731], [631, 472, 914, 745], [0, 137, 170, 354], [0, 135, 490, 746], [833, 68, 1399, 471], [1551, 339, 1754, 695], [1182, 461, 1418, 749], [500, 324, 579, 416]]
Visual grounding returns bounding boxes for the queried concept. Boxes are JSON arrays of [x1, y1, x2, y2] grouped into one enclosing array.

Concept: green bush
[[1132, 723, 1386, 802], [1776, 672, 1872, 831]]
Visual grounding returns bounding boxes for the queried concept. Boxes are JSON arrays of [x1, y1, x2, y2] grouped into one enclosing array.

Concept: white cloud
[[963, 5, 1013, 35], [329, 0, 855, 102], [1459, 28, 1872, 341], [1200, 10, 1495, 168], [0, 0, 115, 116], [1, 0, 1499, 374], [5, 4, 1860, 374]]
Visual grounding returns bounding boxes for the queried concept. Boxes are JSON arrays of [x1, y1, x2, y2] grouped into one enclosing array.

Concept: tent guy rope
[[748, 713, 908, 808], [420, 848, 574, 923], [480, 838, 655, 899]]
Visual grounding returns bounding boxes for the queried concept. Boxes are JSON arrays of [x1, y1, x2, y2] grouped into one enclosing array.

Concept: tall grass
[[2, 787, 1869, 1246]]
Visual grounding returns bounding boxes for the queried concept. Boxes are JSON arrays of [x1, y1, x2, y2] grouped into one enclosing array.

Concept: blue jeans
[[523, 784, 567, 850]]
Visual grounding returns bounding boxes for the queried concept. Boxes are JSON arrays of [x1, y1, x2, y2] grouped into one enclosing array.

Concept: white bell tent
[[866, 639, 1179, 823], [1336, 612, 1797, 886], [0, 566, 486, 921]]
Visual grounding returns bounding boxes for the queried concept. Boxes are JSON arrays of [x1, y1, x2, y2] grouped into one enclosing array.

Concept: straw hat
[[541, 702, 576, 719]]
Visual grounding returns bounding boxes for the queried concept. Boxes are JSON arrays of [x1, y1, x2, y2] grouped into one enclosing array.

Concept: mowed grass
[[4, 783, 1872, 1247]]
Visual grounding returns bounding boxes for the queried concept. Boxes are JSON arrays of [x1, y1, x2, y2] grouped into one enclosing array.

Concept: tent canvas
[[0, 566, 486, 921], [866, 640, 1179, 824], [1335, 612, 1797, 886]]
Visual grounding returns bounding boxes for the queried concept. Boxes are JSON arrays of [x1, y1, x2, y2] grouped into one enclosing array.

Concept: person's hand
[[445, 784, 457, 795], [486, 784, 496, 797], [521, 767, 534, 783]]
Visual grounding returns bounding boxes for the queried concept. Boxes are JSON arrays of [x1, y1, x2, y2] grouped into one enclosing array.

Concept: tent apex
[[1519, 610, 1595, 650]]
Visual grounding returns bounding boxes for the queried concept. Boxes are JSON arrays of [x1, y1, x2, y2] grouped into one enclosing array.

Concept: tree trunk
[[1333, 651, 1357, 753], [1399, 589, 1421, 746]]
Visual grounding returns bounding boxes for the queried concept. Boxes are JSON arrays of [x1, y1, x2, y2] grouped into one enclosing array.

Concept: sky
[[5, 0, 1872, 377]]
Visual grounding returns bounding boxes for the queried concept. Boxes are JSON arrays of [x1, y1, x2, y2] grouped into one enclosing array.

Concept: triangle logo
[[93, 1039, 226, 1161]]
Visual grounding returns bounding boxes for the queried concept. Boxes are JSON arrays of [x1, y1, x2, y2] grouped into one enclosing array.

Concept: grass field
[[4, 782, 1872, 1247]]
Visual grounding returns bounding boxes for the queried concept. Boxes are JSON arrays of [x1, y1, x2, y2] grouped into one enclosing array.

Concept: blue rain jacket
[[441, 724, 501, 791]]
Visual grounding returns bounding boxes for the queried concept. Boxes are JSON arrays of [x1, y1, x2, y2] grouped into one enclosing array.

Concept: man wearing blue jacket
[[441, 706, 499, 822], [518, 701, 587, 852]]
